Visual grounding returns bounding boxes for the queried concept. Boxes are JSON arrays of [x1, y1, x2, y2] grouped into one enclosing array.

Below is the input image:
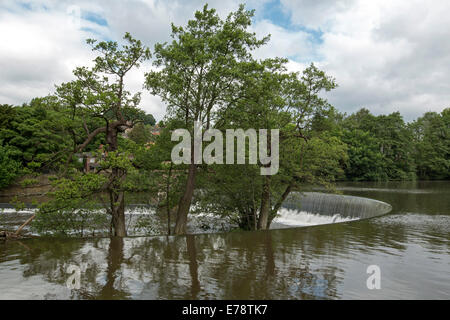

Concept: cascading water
[[1, 192, 393, 235], [271, 192, 392, 229]]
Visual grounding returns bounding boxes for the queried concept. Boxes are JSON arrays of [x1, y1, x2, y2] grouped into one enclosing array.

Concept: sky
[[1, 0, 449, 122]]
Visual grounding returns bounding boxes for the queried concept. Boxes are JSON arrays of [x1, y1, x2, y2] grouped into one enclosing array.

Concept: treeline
[[1, 103, 448, 189], [0, 4, 448, 237], [0, 98, 156, 188], [339, 108, 449, 181]]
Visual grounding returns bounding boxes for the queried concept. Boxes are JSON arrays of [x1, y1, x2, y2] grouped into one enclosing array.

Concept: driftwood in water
[[0, 214, 36, 240], [15, 214, 36, 236], [0, 231, 21, 240]]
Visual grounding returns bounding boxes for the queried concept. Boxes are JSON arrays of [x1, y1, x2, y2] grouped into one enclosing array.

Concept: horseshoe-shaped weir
[[272, 192, 393, 229]]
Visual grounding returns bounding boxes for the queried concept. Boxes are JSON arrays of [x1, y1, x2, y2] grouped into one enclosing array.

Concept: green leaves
[[341, 109, 417, 181], [87, 32, 151, 76], [410, 109, 450, 179], [0, 144, 22, 189], [58, 33, 151, 127], [145, 4, 269, 125], [0, 99, 74, 171]]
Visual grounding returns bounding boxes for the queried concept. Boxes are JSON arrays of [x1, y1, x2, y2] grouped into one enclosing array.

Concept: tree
[[142, 113, 156, 126], [265, 63, 340, 227], [0, 98, 75, 172], [132, 120, 186, 235], [0, 104, 16, 129], [342, 109, 416, 180], [205, 57, 289, 231], [145, 4, 269, 234], [193, 63, 345, 231], [128, 123, 152, 145], [50, 32, 151, 236], [0, 144, 22, 189], [411, 109, 449, 179], [342, 128, 385, 181]]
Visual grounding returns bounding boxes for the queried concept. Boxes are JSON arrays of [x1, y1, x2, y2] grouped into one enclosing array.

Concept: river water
[[0, 181, 449, 299]]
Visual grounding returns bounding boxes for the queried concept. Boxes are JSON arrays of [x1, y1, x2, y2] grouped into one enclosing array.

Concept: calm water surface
[[0, 181, 449, 299]]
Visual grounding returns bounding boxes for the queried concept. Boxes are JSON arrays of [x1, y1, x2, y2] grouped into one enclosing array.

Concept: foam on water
[[272, 208, 359, 227]]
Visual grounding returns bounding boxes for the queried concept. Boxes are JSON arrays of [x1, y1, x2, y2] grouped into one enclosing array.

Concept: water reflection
[[0, 181, 449, 299]]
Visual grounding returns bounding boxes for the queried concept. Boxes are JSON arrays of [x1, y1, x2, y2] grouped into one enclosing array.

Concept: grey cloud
[[1, 0, 449, 122]]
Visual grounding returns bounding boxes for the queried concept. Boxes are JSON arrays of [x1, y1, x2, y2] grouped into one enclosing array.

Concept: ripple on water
[[377, 213, 450, 232]]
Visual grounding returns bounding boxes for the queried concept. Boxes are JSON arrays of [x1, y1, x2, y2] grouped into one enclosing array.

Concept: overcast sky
[[1, 0, 449, 122]]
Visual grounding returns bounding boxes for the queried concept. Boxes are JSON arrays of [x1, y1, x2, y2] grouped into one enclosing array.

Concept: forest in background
[[2, 101, 448, 190]]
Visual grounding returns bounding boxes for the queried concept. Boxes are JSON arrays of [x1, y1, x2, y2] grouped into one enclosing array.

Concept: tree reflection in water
[[5, 227, 350, 299], [1, 181, 448, 299]]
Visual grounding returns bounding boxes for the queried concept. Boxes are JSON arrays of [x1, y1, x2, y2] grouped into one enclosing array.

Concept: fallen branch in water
[[0, 230, 21, 240], [15, 214, 36, 236], [0, 213, 38, 240]]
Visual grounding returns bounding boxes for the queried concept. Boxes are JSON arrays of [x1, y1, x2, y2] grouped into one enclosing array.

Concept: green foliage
[[301, 133, 348, 183], [19, 178, 39, 187], [33, 172, 109, 236], [128, 123, 153, 145], [0, 104, 16, 128], [193, 61, 345, 230], [0, 144, 22, 189], [342, 109, 416, 181], [32, 206, 109, 237], [1, 5, 449, 237], [145, 4, 269, 126], [39, 32, 153, 237], [342, 129, 386, 181], [0, 97, 74, 172], [410, 109, 450, 179], [141, 113, 156, 126]]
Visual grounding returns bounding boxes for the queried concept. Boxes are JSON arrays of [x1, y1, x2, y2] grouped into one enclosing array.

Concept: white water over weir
[[0, 192, 393, 235], [272, 192, 393, 229]]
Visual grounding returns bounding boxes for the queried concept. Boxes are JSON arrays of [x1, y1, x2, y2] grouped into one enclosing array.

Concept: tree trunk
[[107, 129, 127, 237], [267, 180, 294, 229], [111, 192, 126, 237], [166, 162, 173, 235], [257, 175, 271, 230], [174, 162, 197, 235], [239, 206, 257, 231]]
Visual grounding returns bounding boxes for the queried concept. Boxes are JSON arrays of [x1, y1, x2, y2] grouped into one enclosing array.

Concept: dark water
[[0, 181, 449, 299]]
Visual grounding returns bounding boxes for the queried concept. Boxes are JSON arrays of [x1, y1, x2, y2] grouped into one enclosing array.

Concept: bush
[[0, 145, 22, 189], [32, 206, 110, 237]]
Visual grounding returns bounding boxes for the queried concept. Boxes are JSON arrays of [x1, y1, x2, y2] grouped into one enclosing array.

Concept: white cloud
[[0, 5, 89, 104], [1, 0, 449, 122], [281, 0, 450, 121], [251, 20, 315, 61], [0, 0, 265, 121]]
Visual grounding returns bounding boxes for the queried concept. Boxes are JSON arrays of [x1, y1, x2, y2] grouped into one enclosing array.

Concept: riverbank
[[0, 174, 53, 204]]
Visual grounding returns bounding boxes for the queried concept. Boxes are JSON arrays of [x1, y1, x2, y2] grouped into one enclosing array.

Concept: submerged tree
[[39, 33, 151, 237], [145, 4, 270, 234], [193, 63, 346, 231]]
